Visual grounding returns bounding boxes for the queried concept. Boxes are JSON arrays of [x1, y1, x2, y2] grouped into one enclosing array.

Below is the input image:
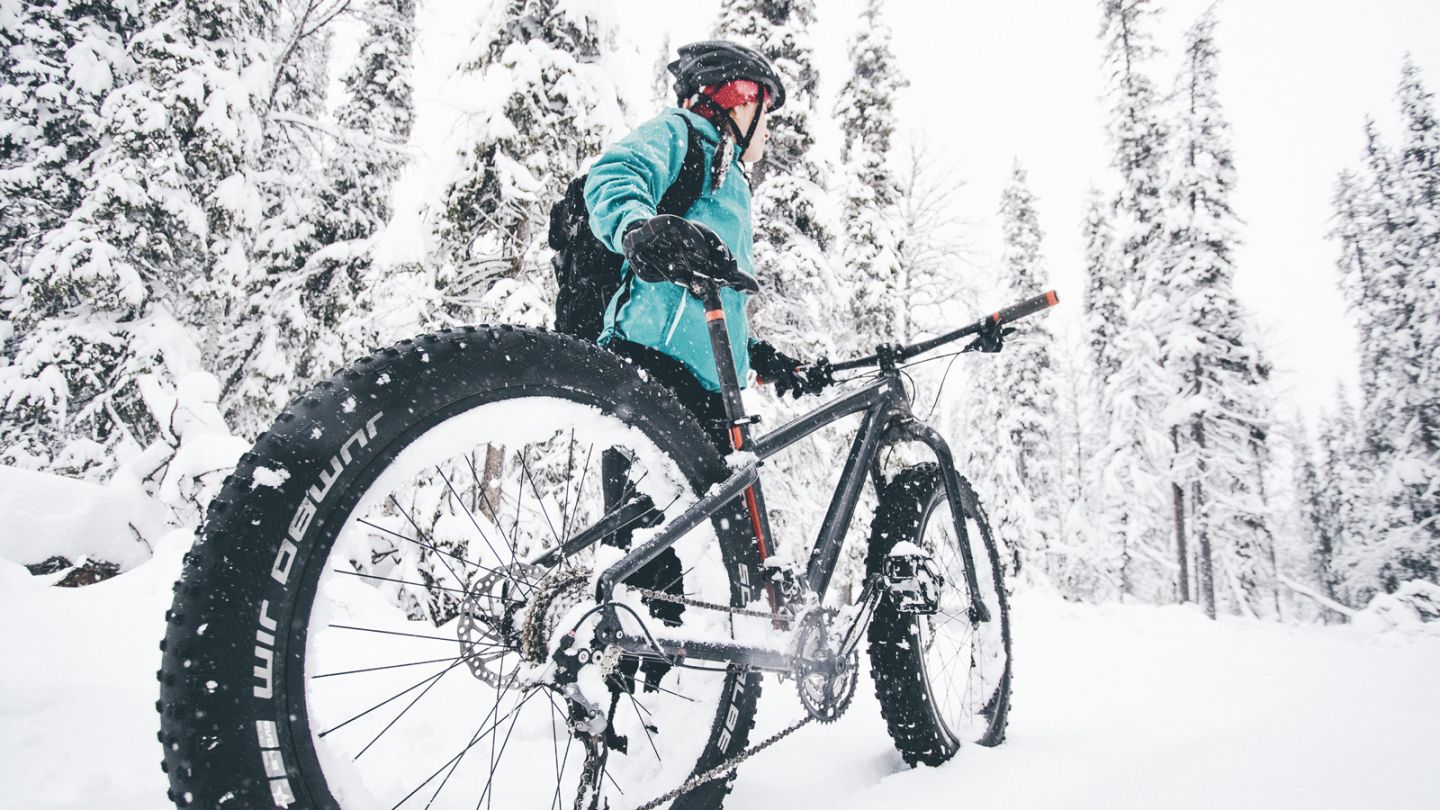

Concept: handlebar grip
[[990, 290, 1059, 326]]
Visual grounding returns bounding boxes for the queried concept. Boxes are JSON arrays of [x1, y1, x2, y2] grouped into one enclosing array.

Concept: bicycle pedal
[[881, 546, 944, 614]]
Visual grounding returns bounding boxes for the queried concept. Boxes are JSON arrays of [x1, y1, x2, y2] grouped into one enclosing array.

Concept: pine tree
[[1093, 0, 1172, 603], [1162, 8, 1279, 617], [434, 0, 623, 326], [1, 1, 138, 342], [1302, 391, 1364, 612], [312, 0, 417, 364], [0, 0, 274, 476], [223, 0, 418, 434], [221, 4, 333, 434], [1331, 64, 1440, 598], [715, 0, 839, 359], [1392, 58, 1440, 588], [973, 162, 1062, 583], [834, 0, 908, 346]]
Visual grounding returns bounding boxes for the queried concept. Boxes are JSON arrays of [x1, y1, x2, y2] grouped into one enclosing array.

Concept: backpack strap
[[657, 113, 707, 217]]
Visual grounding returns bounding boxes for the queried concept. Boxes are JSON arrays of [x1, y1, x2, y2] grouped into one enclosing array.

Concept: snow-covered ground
[[4, 538, 1437, 810]]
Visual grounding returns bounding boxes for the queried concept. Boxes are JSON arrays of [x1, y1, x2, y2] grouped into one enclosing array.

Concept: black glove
[[963, 319, 1015, 354], [621, 214, 737, 285], [750, 341, 833, 399]]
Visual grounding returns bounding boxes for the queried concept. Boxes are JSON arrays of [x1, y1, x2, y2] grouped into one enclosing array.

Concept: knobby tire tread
[[157, 325, 760, 809], [864, 464, 1012, 768]]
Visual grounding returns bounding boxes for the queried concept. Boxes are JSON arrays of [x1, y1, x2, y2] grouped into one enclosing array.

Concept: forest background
[[3, 0, 1439, 623]]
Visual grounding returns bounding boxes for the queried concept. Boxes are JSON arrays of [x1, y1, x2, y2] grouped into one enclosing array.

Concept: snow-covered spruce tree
[[969, 162, 1062, 583], [221, 3, 334, 435], [1392, 58, 1440, 588], [1298, 391, 1364, 615], [1330, 66, 1440, 598], [0, 0, 273, 476], [311, 0, 417, 365], [224, 0, 418, 435], [715, 0, 839, 358], [834, 0, 908, 347], [713, 0, 850, 589], [0, 1, 138, 351], [434, 0, 622, 327], [1093, 0, 1173, 603], [1162, 8, 1278, 617]]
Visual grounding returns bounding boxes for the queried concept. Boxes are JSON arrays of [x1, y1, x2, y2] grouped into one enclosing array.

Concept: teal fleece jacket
[[584, 108, 754, 392]]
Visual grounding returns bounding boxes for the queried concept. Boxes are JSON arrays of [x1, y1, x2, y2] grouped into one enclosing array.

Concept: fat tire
[[864, 463, 1012, 767], [157, 325, 761, 809]]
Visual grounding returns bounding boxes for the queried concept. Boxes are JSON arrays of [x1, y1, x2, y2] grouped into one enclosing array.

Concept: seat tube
[[699, 284, 784, 613]]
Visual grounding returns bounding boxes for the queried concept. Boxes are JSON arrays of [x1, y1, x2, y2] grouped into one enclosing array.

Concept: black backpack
[[548, 114, 708, 340]]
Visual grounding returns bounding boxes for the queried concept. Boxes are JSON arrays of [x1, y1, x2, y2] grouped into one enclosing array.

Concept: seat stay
[[594, 459, 760, 604]]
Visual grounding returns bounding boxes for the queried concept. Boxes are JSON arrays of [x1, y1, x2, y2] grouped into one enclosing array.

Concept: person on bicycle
[[584, 40, 829, 453]]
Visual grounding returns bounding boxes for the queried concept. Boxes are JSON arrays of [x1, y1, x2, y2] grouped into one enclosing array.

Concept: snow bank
[[1352, 580, 1440, 635], [0, 466, 171, 570]]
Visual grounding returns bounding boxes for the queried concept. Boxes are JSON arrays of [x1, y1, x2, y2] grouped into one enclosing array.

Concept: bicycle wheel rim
[[291, 392, 736, 809], [914, 490, 1010, 747]]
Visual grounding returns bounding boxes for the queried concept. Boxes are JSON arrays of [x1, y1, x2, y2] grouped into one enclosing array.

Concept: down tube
[[803, 398, 893, 599]]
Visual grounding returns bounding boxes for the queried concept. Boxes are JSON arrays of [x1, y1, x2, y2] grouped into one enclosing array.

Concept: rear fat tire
[[864, 464, 1013, 766], [157, 326, 761, 809]]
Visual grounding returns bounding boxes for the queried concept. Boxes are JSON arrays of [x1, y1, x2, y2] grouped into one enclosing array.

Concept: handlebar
[[829, 290, 1060, 373]]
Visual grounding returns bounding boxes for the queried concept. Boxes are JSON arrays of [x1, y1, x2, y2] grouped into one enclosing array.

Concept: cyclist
[[584, 39, 830, 455]]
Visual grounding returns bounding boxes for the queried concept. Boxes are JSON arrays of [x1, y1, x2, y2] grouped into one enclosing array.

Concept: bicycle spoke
[[318, 648, 490, 739], [466, 453, 525, 564], [627, 693, 662, 763], [389, 491, 471, 593], [518, 447, 564, 546], [476, 681, 544, 809], [314, 648, 507, 680], [327, 623, 477, 644], [330, 568, 528, 602], [437, 465, 532, 597], [562, 442, 596, 541], [358, 517, 490, 574], [381, 673, 531, 809]]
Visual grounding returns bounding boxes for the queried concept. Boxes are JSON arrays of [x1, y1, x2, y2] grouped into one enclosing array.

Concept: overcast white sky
[[614, 0, 1440, 425]]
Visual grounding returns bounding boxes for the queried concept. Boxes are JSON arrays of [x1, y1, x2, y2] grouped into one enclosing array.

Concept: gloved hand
[[750, 341, 833, 399], [622, 215, 737, 285], [962, 319, 1016, 354]]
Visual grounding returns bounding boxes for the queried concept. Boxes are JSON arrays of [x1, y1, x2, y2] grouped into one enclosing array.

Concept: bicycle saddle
[[623, 214, 761, 294]]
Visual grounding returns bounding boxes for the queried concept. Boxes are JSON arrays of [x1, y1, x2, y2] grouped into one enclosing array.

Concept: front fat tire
[[864, 464, 1013, 767], [157, 326, 760, 809]]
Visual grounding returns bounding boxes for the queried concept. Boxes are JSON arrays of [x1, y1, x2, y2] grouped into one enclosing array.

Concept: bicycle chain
[[618, 585, 813, 809], [632, 713, 814, 810], [627, 586, 784, 621]]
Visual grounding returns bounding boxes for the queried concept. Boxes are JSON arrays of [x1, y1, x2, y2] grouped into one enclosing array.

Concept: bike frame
[[543, 282, 1062, 676], [589, 370, 986, 675]]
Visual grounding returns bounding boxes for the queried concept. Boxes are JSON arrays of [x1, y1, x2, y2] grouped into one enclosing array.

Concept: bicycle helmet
[[668, 40, 787, 112]]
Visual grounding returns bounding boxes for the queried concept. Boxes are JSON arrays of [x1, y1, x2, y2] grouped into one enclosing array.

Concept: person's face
[[729, 101, 769, 163]]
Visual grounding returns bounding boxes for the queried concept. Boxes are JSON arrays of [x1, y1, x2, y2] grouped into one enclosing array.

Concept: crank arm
[[834, 576, 883, 661]]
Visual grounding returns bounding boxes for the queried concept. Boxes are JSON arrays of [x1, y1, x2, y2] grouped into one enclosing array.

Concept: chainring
[[792, 607, 858, 723]]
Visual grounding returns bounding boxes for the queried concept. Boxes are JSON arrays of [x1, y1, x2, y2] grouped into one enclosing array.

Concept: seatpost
[[696, 282, 785, 617]]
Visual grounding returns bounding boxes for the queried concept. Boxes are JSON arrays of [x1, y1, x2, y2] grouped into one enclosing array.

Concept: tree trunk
[[1192, 419, 1216, 619], [1172, 425, 1190, 603], [478, 444, 505, 524]]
